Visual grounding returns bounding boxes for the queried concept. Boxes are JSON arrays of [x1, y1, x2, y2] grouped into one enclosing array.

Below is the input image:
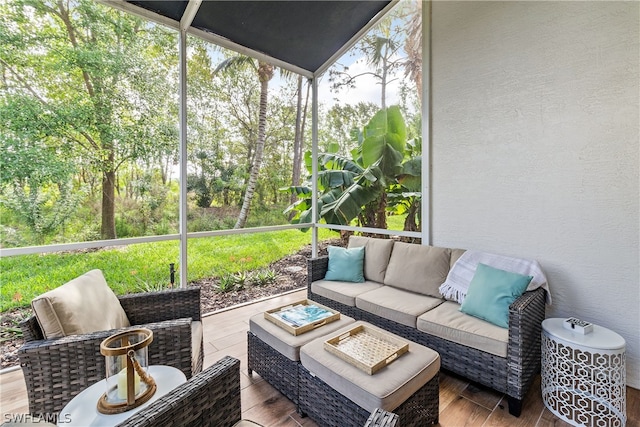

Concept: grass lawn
[[0, 215, 409, 312], [0, 228, 338, 312]]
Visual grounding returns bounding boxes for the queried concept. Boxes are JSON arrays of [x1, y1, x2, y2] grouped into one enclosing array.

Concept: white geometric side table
[[541, 318, 626, 427]]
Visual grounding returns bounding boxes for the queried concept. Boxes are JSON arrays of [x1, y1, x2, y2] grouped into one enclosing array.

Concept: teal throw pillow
[[460, 263, 533, 328], [324, 245, 365, 283]]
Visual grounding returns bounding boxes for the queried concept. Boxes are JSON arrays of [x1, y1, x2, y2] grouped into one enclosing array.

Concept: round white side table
[[58, 365, 186, 426], [541, 318, 626, 427]]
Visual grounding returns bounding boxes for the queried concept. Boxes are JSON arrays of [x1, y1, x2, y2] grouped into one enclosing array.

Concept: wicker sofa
[[307, 237, 547, 417], [18, 286, 204, 416]]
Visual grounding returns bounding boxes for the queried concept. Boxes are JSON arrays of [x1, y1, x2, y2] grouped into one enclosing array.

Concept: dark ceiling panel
[[129, 0, 189, 22], [126, 1, 391, 73]]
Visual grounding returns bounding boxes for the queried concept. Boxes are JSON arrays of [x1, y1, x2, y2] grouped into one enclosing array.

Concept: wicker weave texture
[[298, 365, 438, 427], [115, 356, 241, 427], [247, 331, 300, 405], [307, 256, 546, 413], [364, 408, 399, 427], [18, 287, 204, 416]]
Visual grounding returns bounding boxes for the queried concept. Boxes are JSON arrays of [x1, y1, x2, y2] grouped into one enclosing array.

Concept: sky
[[316, 56, 406, 108]]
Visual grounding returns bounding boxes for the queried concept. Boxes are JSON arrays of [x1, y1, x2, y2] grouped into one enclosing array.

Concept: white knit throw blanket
[[439, 250, 552, 305]]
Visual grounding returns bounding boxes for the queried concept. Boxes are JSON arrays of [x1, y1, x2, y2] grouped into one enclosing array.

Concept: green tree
[[329, 19, 404, 109], [0, 98, 82, 244], [0, 0, 177, 240], [215, 57, 275, 229]]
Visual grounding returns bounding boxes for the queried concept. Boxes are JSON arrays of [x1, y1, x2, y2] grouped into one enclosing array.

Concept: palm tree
[[403, 1, 422, 102], [290, 75, 311, 212], [215, 58, 274, 228]]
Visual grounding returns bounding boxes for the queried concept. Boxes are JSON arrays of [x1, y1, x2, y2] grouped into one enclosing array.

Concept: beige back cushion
[[348, 236, 395, 283], [384, 242, 451, 297], [31, 269, 131, 339], [450, 248, 466, 268], [443, 248, 467, 301]]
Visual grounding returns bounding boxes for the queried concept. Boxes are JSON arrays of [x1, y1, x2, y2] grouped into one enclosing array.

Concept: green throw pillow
[[460, 263, 533, 328], [324, 245, 365, 283]]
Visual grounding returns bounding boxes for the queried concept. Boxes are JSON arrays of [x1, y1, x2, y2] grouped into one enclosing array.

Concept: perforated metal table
[[541, 318, 626, 427]]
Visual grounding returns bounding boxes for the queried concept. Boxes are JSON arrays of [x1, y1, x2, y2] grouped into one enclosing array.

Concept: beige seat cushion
[[348, 236, 395, 283], [31, 269, 130, 339], [416, 301, 509, 357], [383, 243, 451, 298], [311, 279, 383, 307], [191, 320, 203, 373], [300, 321, 440, 412], [355, 286, 444, 328], [249, 309, 355, 361]]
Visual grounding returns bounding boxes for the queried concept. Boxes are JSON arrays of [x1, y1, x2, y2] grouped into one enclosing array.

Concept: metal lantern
[[97, 328, 157, 414]]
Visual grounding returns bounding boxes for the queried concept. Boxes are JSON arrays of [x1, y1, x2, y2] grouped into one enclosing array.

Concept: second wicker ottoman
[[247, 308, 355, 405], [298, 321, 440, 427]]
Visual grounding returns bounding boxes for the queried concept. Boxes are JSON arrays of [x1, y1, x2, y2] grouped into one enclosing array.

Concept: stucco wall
[[430, 1, 639, 387]]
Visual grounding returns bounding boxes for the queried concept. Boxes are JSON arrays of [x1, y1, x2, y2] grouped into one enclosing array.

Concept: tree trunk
[[101, 168, 117, 239], [235, 62, 273, 228], [290, 75, 304, 208], [374, 193, 388, 230]]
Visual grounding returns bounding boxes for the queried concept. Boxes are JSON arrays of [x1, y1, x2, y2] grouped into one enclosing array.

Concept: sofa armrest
[[506, 287, 546, 400], [119, 287, 201, 325], [364, 408, 399, 427], [307, 256, 329, 289], [19, 318, 194, 415], [116, 356, 241, 427]]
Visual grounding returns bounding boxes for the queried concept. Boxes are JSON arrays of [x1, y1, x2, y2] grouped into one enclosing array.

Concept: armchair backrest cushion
[[384, 243, 451, 298], [348, 236, 395, 283], [31, 269, 131, 339]]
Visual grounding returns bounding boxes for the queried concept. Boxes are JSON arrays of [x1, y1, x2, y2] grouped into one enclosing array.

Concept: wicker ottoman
[[248, 308, 355, 405], [298, 321, 440, 427]]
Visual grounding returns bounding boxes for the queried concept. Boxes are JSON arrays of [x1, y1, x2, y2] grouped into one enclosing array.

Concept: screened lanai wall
[[3, 0, 638, 389], [2, 0, 423, 288]]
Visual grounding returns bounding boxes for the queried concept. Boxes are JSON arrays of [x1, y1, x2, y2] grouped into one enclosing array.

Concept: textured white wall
[[430, 1, 639, 387]]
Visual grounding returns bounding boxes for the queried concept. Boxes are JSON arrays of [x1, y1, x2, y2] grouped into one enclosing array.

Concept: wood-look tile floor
[[1, 288, 638, 426]]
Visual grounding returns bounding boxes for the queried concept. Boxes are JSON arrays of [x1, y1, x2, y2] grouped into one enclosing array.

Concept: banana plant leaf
[[321, 183, 379, 225]]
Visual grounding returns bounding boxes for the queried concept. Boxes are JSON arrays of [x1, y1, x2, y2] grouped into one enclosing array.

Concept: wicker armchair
[[18, 287, 203, 416], [116, 356, 241, 427]]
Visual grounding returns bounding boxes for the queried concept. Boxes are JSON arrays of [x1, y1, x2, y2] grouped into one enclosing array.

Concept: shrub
[[252, 269, 278, 286], [232, 271, 248, 290], [216, 274, 236, 293]]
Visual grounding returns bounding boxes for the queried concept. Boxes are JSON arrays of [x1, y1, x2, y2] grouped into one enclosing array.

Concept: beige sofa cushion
[[300, 321, 440, 412], [416, 301, 509, 357], [450, 248, 466, 268], [311, 279, 383, 307], [348, 236, 395, 283], [355, 286, 444, 327], [31, 269, 130, 339], [249, 311, 355, 361], [383, 243, 451, 298]]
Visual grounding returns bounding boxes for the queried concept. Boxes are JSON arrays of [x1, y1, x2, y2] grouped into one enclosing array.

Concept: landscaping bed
[[0, 239, 339, 370]]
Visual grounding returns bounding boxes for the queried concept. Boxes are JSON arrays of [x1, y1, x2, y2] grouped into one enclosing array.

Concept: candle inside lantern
[[116, 367, 140, 400]]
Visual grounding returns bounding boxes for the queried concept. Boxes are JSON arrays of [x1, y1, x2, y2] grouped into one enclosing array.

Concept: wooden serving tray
[[264, 299, 340, 336], [323, 324, 409, 375]]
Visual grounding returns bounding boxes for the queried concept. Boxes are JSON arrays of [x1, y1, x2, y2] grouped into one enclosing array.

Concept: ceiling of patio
[[126, 1, 392, 74]]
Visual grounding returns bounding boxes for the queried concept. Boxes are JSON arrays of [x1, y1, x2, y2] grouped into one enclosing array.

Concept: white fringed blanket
[[439, 250, 552, 305]]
